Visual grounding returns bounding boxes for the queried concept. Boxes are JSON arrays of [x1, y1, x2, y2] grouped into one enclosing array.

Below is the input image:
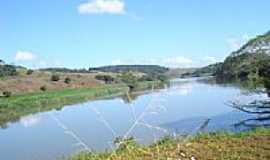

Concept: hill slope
[[216, 31, 270, 82]]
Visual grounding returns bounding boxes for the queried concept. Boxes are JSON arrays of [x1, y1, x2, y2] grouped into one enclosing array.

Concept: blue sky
[[1, 0, 270, 68]]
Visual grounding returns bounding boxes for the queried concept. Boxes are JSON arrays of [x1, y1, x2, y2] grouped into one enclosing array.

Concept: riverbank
[[0, 81, 164, 128], [69, 128, 270, 160]]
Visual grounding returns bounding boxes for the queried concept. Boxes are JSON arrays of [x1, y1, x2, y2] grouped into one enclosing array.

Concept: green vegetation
[[2, 91, 12, 97], [165, 68, 197, 78], [26, 69, 34, 75], [182, 63, 223, 78], [118, 72, 138, 89], [69, 128, 270, 160], [51, 74, 61, 81], [117, 72, 167, 90], [89, 65, 169, 75], [40, 67, 89, 73], [95, 75, 115, 84], [214, 31, 270, 93], [216, 53, 270, 83], [0, 64, 17, 77], [64, 77, 72, 84], [0, 59, 4, 64], [40, 85, 47, 91], [41, 65, 169, 75]]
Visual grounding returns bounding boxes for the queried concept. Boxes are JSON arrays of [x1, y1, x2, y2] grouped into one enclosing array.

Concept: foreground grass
[[69, 128, 270, 160], [0, 81, 163, 128]]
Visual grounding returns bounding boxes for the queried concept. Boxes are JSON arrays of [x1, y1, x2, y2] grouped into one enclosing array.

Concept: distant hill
[[165, 68, 197, 78], [0, 60, 25, 77], [0, 64, 17, 77], [178, 31, 270, 81], [40, 67, 89, 73], [89, 65, 169, 75], [176, 63, 223, 78], [216, 31, 270, 82]]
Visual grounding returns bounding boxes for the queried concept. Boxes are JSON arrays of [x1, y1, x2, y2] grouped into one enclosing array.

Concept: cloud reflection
[[20, 114, 42, 128]]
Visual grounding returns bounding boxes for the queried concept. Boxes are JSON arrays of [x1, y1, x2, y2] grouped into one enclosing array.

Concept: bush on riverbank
[[64, 77, 71, 84], [95, 75, 115, 84], [51, 74, 60, 81], [2, 91, 12, 97]]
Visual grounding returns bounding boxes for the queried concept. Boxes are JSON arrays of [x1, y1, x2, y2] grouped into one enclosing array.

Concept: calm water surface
[[0, 78, 268, 160]]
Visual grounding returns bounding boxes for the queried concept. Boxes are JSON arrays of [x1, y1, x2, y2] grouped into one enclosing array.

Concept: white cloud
[[169, 83, 193, 96], [78, 0, 125, 15], [15, 51, 36, 61]]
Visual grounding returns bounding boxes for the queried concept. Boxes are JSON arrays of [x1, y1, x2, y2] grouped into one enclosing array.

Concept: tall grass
[[68, 128, 270, 160]]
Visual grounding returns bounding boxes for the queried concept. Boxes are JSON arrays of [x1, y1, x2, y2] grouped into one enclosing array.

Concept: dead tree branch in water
[[227, 100, 270, 114], [233, 116, 270, 128]]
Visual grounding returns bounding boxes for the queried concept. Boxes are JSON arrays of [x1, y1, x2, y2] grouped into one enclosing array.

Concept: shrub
[[3, 91, 12, 97], [64, 77, 71, 84], [139, 75, 154, 81], [263, 78, 270, 97], [40, 85, 47, 92], [118, 72, 137, 85], [51, 74, 60, 81], [26, 69, 34, 75], [95, 75, 114, 84]]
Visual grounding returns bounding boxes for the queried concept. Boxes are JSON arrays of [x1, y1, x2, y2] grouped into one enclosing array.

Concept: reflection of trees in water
[[229, 97, 270, 129], [120, 87, 166, 104], [120, 92, 140, 104], [233, 116, 270, 128]]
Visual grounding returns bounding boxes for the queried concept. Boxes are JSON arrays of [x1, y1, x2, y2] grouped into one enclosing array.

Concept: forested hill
[[216, 31, 270, 82], [0, 59, 24, 77], [229, 31, 270, 58], [90, 65, 169, 74]]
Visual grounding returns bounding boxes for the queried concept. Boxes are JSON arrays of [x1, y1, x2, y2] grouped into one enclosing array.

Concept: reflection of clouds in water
[[168, 83, 193, 96], [233, 92, 269, 104], [20, 114, 42, 128]]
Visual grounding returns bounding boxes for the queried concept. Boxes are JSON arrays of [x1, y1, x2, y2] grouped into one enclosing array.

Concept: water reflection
[[20, 114, 42, 128]]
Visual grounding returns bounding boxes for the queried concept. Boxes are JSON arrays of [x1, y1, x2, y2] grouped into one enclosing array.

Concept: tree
[[95, 75, 114, 84], [51, 74, 60, 81], [118, 72, 138, 90], [40, 85, 47, 92], [0, 59, 4, 65], [0, 65, 17, 77], [26, 69, 34, 75], [64, 77, 71, 84], [2, 91, 12, 97]]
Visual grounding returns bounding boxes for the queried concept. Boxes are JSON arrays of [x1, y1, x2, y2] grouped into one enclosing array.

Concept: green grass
[[0, 81, 163, 128], [68, 128, 270, 160]]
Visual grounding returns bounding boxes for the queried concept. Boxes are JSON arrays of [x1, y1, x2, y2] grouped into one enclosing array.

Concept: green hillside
[[216, 31, 270, 82]]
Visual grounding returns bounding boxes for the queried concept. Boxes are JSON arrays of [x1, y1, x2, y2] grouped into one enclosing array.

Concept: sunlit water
[[0, 78, 269, 160]]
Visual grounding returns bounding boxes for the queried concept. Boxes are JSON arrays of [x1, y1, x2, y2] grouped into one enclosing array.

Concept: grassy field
[[0, 70, 103, 95], [69, 128, 270, 160]]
